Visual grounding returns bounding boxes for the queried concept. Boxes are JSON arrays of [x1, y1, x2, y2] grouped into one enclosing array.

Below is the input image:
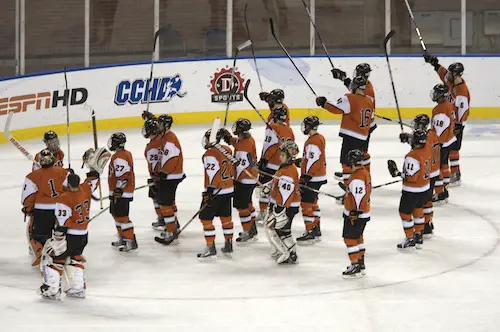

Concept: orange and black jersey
[[267, 104, 290, 126], [54, 175, 99, 236], [203, 145, 234, 196], [144, 134, 162, 176], [261, 123, 295, 170], [159, 131, 185, 180], [426, 128, 440, 179], [365, 80, 377, 131], [22, 166, 69, 210], [438, 66, 471, 123], [230, 135, 258, 185], [402, 147, 431, 193], [344, 166, 371, 218], [270, 162, 301, 208], [108, 149, 135, 198], [33, 149, 64, 171], [301, 133, 327, 182], [323, 93, 375, 141], [432, 100, 457, 148]]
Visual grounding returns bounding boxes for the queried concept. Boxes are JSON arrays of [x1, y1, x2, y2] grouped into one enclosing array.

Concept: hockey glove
[[147, 178, 158, 198], [258, 158, 269, 171], [300, 173, 312, 186], [331, 68, 347, 81], [316, 97, 327, 108], [343, 78, 352, 89], [113, 188, 123, 203], [142, 110, 155, 120], [259, 92, 269, 101], [22, 206, 34, 217], [46, 229, 67, 257], [158, 172, 169, 181], [202, 187, 215, 207], [387, 159, 401, 177], [66, 168, 74, 174], [399, 132, 412, 144], [348, 210, 362, 222], [218, 128, 232, 145], [454, 123, 464, 136], [294, 158, 302, 168]]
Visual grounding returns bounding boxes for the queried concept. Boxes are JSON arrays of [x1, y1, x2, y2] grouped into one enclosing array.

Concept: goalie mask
[[39, 149, 55, 168], [43, 131, 60, 153], [82, 147, 111, 173], [278, 140, 299, 162]]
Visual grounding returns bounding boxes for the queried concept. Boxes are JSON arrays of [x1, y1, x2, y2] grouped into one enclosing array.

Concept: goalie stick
[[63, 67, 72, 169], [244, 3, 263, 92], [91, 110, 104, 209], [383, 30, 404, 132], [4, 112, 40, 166]]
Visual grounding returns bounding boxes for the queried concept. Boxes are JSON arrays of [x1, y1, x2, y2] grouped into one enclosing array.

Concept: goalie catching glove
[[82, 147, 111, 173], [44, 229, 67, 257], [387, 159, 401, 178]]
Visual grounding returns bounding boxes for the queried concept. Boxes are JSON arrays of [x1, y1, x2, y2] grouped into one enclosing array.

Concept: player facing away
[[219, 119, 259, 244], [400, 114, 440, 236], [341, 149, 371, 278], [108, 132, 138, 252], [430, 84, 457, 205], [38, 165, 102, 300], [388, 129, 431, 250], [256, 106, 295, 224], [316, 76, 374, 199], [265, 140, 301, 264], [198, 129, 235, 261], [296, 116, 327, 245], [259, 89, 291, 126], [155, 114, 185, 244], [424, 55, 470, 185], [33, 131, 65, 170], [22, 149, 70, 266]]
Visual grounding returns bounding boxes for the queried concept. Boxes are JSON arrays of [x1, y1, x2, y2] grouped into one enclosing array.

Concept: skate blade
[[119, 247, 138, 252], [423, 233, 434, 239], [66, 292, 86, 299], [154, 236, 179, 245], [222, 252, 233, 258], [397, 246, 416, 252], [197, 255, 218, 262], [342, 272, 363, 279], [360, 270, 367, 276], [152, 226, 165, 231], [296, 240, 316, 246], [448, 181, 461, 187], [415, 243, 424, 249], [236, 237, 258, 246]]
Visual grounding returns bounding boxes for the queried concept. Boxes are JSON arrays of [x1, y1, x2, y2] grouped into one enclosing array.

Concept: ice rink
[[1, 120, 499, 331]]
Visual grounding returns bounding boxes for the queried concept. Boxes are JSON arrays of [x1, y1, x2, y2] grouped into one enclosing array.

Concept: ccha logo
[[0, 88, 88, 115], [115, 75, 187, 105], [209, 67, 245, 103]]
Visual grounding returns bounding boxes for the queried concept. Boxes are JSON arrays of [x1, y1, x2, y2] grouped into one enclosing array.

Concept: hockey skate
[[111, 235, 125, 248], [155, 230, 179, 245], [414, 232, 424, 249], [197, 244, 217, 261], [279, 251, 298, 264], [66, 288, 86, 299], [38, 283, 61, 300], [296, 231, 317, 245], [359, 255, 366, 275], [119, 235, 138, 252], [397, 237, 416, 251], [236, 223, 258, 244], [449, 172, 461, 187], [423, 222, 434, 238], [342, 263, 362, 279], [432, 189, 449, 205], [313, 224, 322, 241], [334, 171, 343, 181], [221, 240, 233, 258], [151, 217, 165, 231]]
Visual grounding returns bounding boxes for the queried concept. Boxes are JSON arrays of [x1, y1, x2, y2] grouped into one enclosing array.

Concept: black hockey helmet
[[411, 129, 428, 148], [448, 62, 464, 78], [142, 118, 160, 139], [67, 173, 81, 191], [347, 149, 365, 167], [39, 148, 55, 168], [108, 132, 126, 151], [43, 130, 60, 152], [202, 129, 223, 150], [272, 105, 288, 123], [430, 84, 449, 103], [301, 116, 321, 135], [157, 114, 173, 130], [232, 118, 252, 136], [266, 89, 285, 107], [350, 75, 367, 94], [278, 140, 299, 160], [412, 114, 430, 130], [354, 63, 372, 79]]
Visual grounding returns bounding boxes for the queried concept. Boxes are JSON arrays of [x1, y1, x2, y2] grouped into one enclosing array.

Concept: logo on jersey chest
[[209, 67, 246, 103], [114, 75, 187, 105]]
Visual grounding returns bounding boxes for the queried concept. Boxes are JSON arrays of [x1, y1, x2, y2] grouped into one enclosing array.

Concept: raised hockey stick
[[145, 27, 169, 113], [224, 40, 253, 127], [374, 114, 411, 128], [91, 110, 104, 209], [63, 67, 71, 169], [243, 80, 274, 130], [383, 30, 404, 132], [244, 3, 263, 92], [402, 0, 428, 54], [4, 112, 40, 166], [269, 18, 317, 97]]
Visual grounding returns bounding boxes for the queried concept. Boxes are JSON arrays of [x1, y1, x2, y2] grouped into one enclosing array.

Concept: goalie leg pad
[[64, 258, 86, 298], [39, 261, 63, 299]]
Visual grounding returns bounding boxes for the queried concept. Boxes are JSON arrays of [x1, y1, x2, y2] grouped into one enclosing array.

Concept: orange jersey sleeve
[[452, 82, 471, 123], [144, 135, 162, 176], [344, 167, 371, 215], [365, 80, 376, 109], [22, 166, 69, 209], [203, 145, 234, 195], [270, 163, 301, 208], [301, 133, 327, 181], [159, 131, 184, 179], [232, 135, 258, 184], [261, 123, 295, 170], [438, 66, 448, 83], [402, 148, 431, 193], [33, 149, 64, 171], [108, 149, 135, 197]]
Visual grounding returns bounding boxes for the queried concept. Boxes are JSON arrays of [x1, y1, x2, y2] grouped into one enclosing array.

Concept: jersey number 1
[[359, 109, 371, 128], [48, 179, 58, 198]]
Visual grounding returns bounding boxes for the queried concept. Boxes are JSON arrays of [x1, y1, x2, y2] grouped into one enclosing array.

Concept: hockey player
[[257, 106, 295, 223], [38, 159, 103, 300], [265, 140, 301, 264], [219, 119, 259, 244], [259, 89, 290, 125], [108, 132, 138, 252], [341, 149, 371, 278], [430, 84, 456, 204], [316, 76, 374, 190], [388, 129, 431, 250], [295, 116, 327, 245], [400, 114, 440, 236], [424, 55, 470, 185], [197, 129, 234, 260], [155, 114, 185, 244], [33, 131, 64, 170], [22, 149, 70, 266]]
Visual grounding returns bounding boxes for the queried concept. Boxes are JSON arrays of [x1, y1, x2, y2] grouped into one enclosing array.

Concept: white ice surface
[[1, 121, 500, 332]]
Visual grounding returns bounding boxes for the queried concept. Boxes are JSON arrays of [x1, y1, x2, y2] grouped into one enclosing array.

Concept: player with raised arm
[[22, 149, 70, 266], [424, 55, 470, 186], [388, 129, 431, 250], [341, 149, 371, 278], [108, 132, 137, 252], [219, 119, 259, 244], [265, 141, 301, 264], [259, 89, 290, 126], [33, 131, 65, 170], [295, 116, 327, 245]]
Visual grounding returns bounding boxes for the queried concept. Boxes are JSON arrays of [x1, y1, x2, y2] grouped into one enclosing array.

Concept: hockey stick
[[90, 182, 155, 202], [89, 205, 110, 222], [374, 114, 411, 128], [243, 79, 275, 131], [299, 0, 335, 70], [339, 178, 402, 192], [244, 3, 263, 92], [145, 27, 169, 113], [4, 112, 36, 161], [269, 18, 317, 97], [224, 40, 253, 127], [91, 110, 104, 209], [383, 30, 404, 132], [63, 67, 71, 169], [402, 0, 428, 54]]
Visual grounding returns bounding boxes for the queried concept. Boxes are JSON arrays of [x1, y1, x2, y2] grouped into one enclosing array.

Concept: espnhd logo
[[114, 75, 187, 105]]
